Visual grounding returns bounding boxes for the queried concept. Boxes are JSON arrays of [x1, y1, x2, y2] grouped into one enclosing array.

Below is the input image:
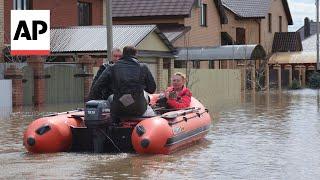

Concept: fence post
[[274, 64, 282, 90], [284, 64, 292, 87], [28, 56, 45, 106], [4, 65, 23, 107], [157, 57, 164, 92], [265, 64, 270, 91], [79, 55, 94, 102]]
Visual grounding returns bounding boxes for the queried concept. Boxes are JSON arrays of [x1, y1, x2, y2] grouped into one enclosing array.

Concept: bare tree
[[183, 32, 199, 89], [242, 31, 272, 91]]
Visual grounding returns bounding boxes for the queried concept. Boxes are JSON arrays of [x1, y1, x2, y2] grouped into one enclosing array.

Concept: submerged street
[[1, 89, 320, 179]]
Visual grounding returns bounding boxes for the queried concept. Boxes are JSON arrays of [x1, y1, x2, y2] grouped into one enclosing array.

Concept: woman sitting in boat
[[158, 72, 192, 109]]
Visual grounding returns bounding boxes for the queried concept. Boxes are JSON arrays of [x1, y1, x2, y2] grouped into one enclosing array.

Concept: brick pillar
[[28, 57, 45, 106], [168, 58, 174, 87], [251, 64, 256, 91], [307, 65, 316, 71], [284, 64, 292, 87], [301, 65, 306, 87], [294, 65, 303, 87], [4, 65, 23, 107], [200, 61, 209, 69], [265, 64, 270, 91], [157, 57, 164, 92], [79, 55, 94, 101], [274, 64, 282, 90], [237, 63, 245, 92]]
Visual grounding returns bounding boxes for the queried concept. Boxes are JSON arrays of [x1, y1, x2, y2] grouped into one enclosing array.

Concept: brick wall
[[222, 0, 289, 55], [174, 0, 221, 47], [113, 0, 222, 48], [261, 0, 289, 54], [156, 58, 164, 92], [222, 10, 260, 45], [4, 66, 23, 107], [79, 55, 94, 101], [4, 0, 103, 44], [28, 57, 45, 105], [0, 0, 3, 59]]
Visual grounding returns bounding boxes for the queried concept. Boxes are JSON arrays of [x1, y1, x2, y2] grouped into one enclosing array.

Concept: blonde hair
[[173, 72, 186, 81]]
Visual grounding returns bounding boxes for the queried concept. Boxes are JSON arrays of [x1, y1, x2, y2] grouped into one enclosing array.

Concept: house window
[[13, 0, 32, 10], [193, 60, 200, 69], [209, 61, 215, 69], [174, 61, 187, 68], [268, 13, 272, 33], [78, 1, 92, 26], [200, 3, 207, 26], [279, 16, 282, 32], [236, 28, 246, 45]]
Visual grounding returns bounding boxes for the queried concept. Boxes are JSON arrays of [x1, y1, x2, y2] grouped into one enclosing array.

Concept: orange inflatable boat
[[23, 95, 212, 154]]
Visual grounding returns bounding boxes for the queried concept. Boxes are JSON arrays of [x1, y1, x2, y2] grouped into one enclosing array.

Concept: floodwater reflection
[[1, 90, 320, 179]]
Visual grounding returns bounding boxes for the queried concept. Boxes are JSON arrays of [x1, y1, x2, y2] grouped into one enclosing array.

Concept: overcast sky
[[288, 0, 316, 31]]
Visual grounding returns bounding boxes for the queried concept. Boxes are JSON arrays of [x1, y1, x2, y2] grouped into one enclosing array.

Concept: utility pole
[[107, 0, 113, 61], [317, 0, 319, 70]]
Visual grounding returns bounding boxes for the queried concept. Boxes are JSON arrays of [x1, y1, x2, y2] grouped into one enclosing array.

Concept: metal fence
[[162, 68, 241, 109], [0, 79, 12, 107]]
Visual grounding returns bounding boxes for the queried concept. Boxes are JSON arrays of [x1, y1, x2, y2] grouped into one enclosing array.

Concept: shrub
[[290, 79, 301, 89], [309, 72, 320, 89]]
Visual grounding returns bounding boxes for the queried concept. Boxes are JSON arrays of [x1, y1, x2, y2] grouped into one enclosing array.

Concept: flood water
[[1, 89, 320, 179]]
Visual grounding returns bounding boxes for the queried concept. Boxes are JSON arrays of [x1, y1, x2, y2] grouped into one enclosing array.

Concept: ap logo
[[11, 10, 50, 55]]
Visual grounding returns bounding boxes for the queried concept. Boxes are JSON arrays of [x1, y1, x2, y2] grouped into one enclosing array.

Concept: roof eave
[[282, 0, 293, 25]]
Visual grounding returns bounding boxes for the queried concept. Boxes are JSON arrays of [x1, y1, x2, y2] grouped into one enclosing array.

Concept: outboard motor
[[85, 100, 111, 153]]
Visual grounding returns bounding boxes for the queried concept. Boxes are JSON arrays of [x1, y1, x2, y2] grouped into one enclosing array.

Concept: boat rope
[[168, 110, 208, 125], [98, 128, 123, 153]]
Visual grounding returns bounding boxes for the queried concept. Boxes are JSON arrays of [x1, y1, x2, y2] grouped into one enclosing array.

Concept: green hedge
[[309, 72, 320, 89], [290, 79, 301, 89]]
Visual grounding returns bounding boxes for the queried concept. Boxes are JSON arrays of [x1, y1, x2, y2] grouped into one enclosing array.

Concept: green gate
[[45, 65, 84, 104]]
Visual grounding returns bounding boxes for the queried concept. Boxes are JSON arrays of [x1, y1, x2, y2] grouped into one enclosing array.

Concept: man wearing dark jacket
[[89, 46, 156, 117], [89, 48, 122, 100]]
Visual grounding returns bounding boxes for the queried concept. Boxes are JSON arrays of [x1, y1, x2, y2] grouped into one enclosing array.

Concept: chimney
[[304, 17, 311, 38]]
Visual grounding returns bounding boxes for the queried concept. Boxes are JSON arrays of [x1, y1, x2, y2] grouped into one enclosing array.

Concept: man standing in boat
[[89, 46, 156, 119], [89, 48, 122, 100]]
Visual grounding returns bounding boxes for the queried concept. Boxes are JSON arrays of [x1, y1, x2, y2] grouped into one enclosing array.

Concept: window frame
[[192, 60, 200, 69], [236, 27, 246, 45], [200, 3, 207, 27], [78, 1, 92, 26], [279, 16, 282, 32], [13, 0, 32, 10], [268, 13, 272, 33]]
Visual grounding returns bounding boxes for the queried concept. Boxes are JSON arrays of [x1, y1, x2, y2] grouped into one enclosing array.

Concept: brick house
[[112, 0, 227, 47], [1, 0, 104, 59], [221, 0, 293, 53], [1, 0, 176, 106], [111, 0, 228, 68], [0, 0, 4, 59]]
